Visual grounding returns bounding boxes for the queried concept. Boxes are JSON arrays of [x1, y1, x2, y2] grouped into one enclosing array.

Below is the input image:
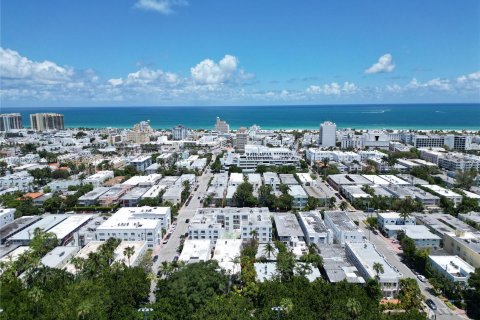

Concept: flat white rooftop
[[212, 239, 243, 274], [429, 255, 475, 277], [179, 239, 212, 263], [41, 246, 80, 268], [424, 185, 462, 198], [97, 206, 170, 230], [47, 215, 93, 241], [347, 241, 402, 280]]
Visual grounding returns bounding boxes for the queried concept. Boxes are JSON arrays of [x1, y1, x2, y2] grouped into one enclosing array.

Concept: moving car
[[425, 299, 437, 310], [153, 255, 158, 262], [417, 275, 427, 282]]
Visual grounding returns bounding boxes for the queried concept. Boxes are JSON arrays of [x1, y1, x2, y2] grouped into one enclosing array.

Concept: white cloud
[[109, 67, 180, 86], [1, 47, 478, 106], [406, 77, 451, 91], [306, 82, 358, 95], [190, 55, 240, 85], [0, 47, 74, 83], [134, 0, 188, 14], [365, 53, 396, 74]]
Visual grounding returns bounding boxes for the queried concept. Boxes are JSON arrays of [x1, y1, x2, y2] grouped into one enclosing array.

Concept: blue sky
[[1, 0, 479, 107]]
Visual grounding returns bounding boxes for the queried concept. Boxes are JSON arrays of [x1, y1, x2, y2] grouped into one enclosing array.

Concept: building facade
[[0, 113, 23, 131], [30, 113, 65, 131]]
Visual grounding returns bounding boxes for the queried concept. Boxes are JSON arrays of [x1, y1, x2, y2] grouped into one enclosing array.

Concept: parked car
[[173, 256, 179, 263], [372, 230, 378, 235], [163, 239, 168, 244], [185, 218, 190, 223], [153, 255, 158, 262], [417, 275, 427, 282], [426, 299, 437, 310]]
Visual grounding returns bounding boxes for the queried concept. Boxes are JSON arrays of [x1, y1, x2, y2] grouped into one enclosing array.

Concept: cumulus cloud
[[134, 0, 188, 14], [306, 82, 358, 95], [190, 55, 242, 85], [0, 47, 74, 83], [108, 67, 180, 87], [365, 53, 396, 74], [1, 47, 478, 106]]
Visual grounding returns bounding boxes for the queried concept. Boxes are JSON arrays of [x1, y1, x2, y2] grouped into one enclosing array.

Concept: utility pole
[[138, 307, 153, 320], [271, 306, 283, 320]]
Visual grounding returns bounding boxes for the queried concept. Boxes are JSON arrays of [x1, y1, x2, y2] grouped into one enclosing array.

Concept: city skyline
[[1, 0, 479, 107]]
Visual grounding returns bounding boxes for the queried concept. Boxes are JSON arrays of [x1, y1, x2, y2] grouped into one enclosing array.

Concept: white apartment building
[[424, 185, 463, 207], [84, 171, 114, 187], [0, 208, 15, 227], [188, 207, 273, 243], [297, 211, 333, 245], [305, 149, 361, 164], [346, 241, 403, 298], [377, 212, 416, 232], [429, 255, 475, 284], [324, 211, 364, 246], [263, 172, 281, 191], [288, 185, 308, 209], [172, 125, 189, 140], [0, 171, 34, 192], [438, 153, 480, 171], [223, 145, 299, 172], [96, 206, 171, 248], [229, 173, 244, 187], [129, 156, 152, 172], [319, 121, 336, 148]]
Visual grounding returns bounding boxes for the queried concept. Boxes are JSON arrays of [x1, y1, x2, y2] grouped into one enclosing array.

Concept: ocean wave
[[360, 109, 389, 114]]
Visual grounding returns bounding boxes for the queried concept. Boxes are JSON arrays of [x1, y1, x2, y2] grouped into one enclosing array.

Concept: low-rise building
[[212, 239, 243, 274], [0, 208, 15, 227], [346, 241, 403, 298], [383, 225, 441, 248], [297, 211, 332, 245], [377, 212, 416, 232], [96, 206, 171, 248], [423, 185, 462, 207], [163, 185, 182, 204], [428, 255, 475, 284], [179, 239, 212, 263], [77, 187, 110, 206], [119, 187, 149, 207], [324, 211, 364, 246], [297, 173, 317, 187], [188, 207, 272, 243], [84, 171, 114, 187], [41, 246, 80, 269], [263, 172, 281, 191], [129, 155, 152, 172], [288, 185, 308, 209], [274, 213, 305, 246]]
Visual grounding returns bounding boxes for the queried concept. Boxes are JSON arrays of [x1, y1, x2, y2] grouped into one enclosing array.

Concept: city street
[[148, 163, 214, 302], [350, 211, 466, 320]]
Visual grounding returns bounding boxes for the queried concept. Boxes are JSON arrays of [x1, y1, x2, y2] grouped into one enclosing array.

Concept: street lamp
[[138, 307, 153, 320], [271, 306, 283, 320]]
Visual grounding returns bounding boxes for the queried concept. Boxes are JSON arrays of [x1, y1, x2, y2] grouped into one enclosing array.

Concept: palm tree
[[28, 286, 43, 317], [373, 262, 384, 280], [123, 246, 135, 267], [346, 298, 362, 319], [339, 201, 348, 211], [250, 229, 258, 241], [77, 300, 93, 320], [158, 261, 174, 278], [263, 242, 275, 259]]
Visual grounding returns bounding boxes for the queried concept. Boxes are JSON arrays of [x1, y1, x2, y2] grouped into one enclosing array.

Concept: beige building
[[30, 113, 64, 131]]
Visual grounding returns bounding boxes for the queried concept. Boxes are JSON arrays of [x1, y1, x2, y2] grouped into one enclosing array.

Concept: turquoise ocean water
[[2, 104, 479, 130]]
